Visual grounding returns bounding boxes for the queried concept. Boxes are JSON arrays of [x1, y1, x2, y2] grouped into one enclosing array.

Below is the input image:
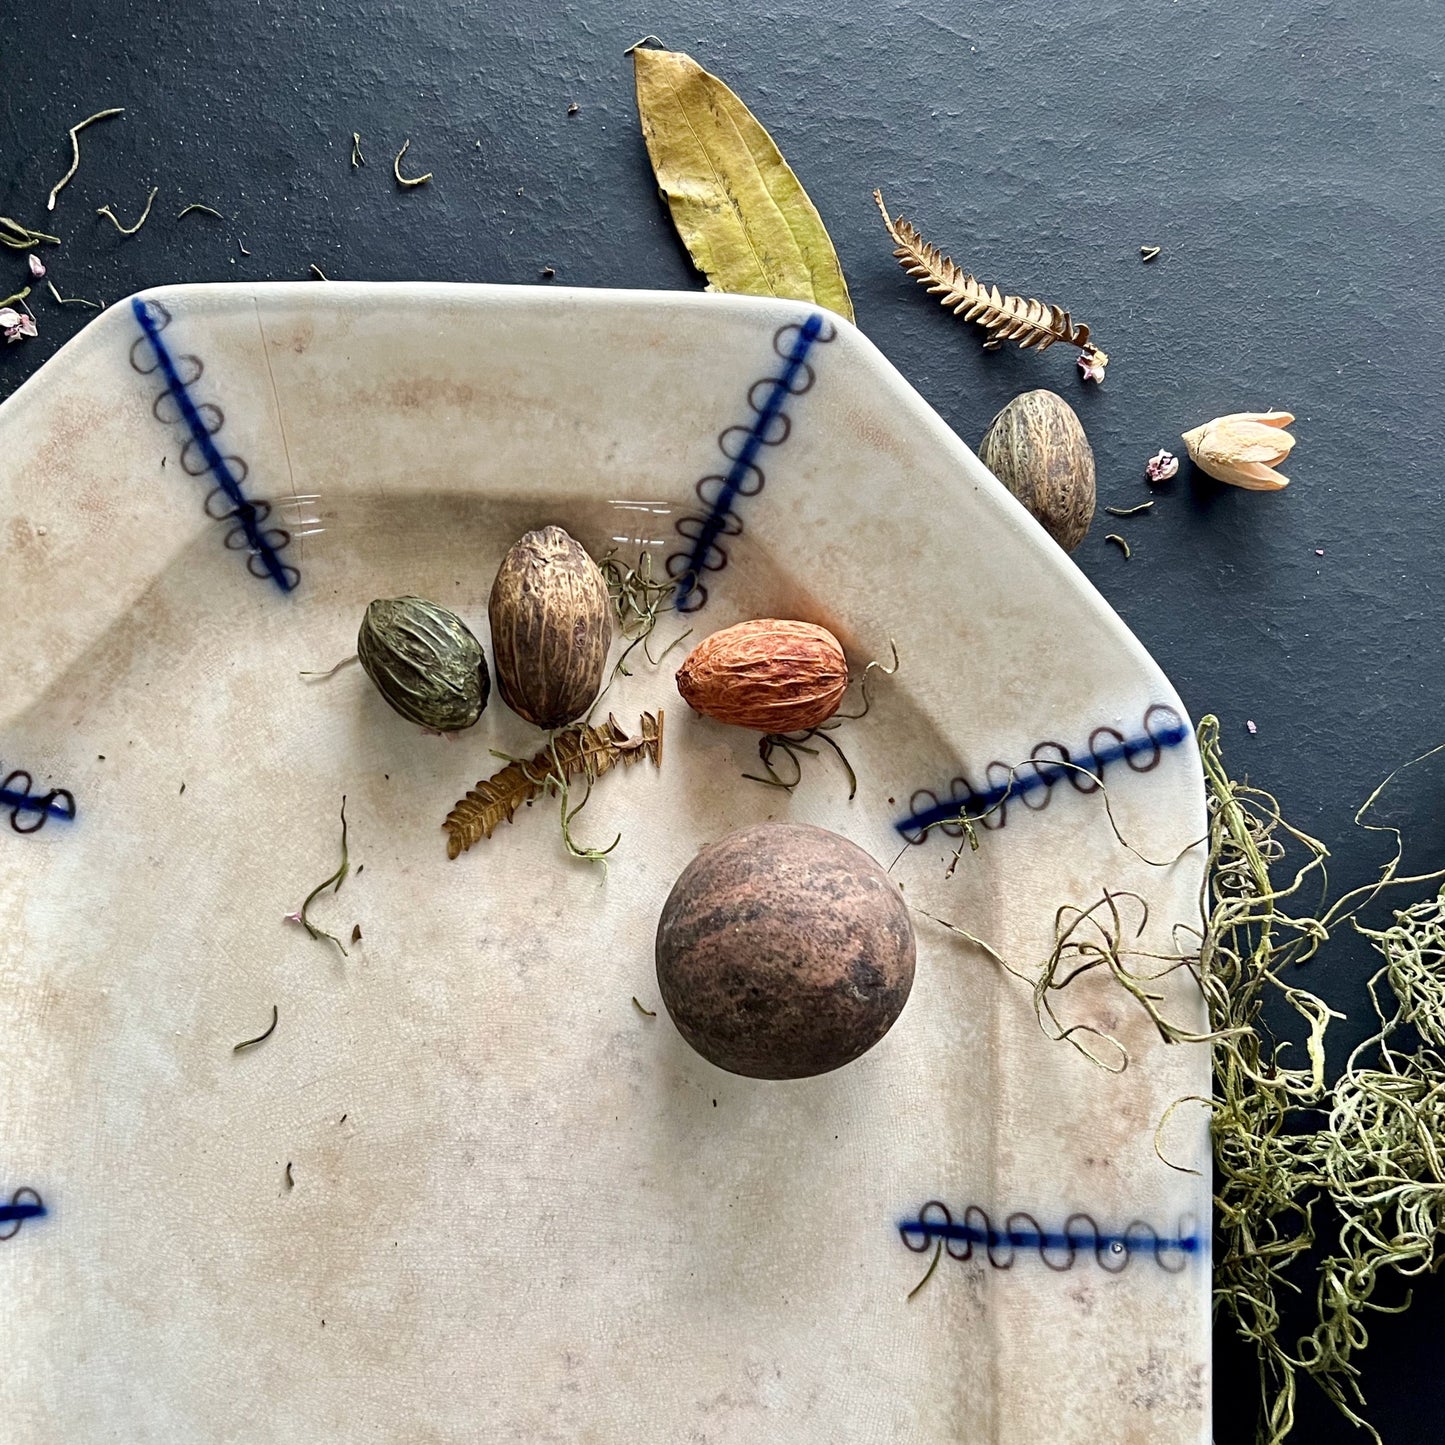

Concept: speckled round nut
[[978, 388, 1096, 552], [655, 821, 916, 1080]]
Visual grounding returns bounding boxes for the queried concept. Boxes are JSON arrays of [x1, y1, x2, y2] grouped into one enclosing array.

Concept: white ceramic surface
[[1, 283, 1209, 1443]]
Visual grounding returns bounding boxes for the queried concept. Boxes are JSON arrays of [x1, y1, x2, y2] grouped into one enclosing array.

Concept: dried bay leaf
[[632, 45, 853, 322]]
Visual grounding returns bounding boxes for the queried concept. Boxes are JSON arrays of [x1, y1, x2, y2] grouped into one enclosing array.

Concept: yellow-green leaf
[[632, 46, 853, 323]]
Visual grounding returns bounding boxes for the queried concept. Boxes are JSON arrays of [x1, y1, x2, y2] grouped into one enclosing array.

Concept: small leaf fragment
[[631, 45, 853, 322]]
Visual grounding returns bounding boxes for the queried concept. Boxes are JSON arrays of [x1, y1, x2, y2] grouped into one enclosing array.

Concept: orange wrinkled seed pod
[[676, 619, 849, 733]]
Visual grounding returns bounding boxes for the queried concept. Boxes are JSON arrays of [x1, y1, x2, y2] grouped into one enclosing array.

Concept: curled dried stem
[[97, 186, 159, 236], [46, 107, 124, 211], [393, 139, 432, 187]]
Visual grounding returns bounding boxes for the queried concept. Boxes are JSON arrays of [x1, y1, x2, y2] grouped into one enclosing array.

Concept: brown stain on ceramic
[[282, 318, 315, 355], [847, 407, 913, 469], [373, 377, 482, 412], [7, 514, 32, 550], [14, 977, 117, 1123], [29, 394, 119, 497]]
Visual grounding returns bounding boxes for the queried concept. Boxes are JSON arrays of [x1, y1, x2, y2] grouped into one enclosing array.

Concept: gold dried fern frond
[[443, 711, 665, 859], [872, 189, 1107, 377]]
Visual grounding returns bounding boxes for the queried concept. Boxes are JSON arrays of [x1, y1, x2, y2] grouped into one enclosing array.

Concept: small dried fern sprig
[[873, 189, 1108, 379], [442, 712, 664, 859]]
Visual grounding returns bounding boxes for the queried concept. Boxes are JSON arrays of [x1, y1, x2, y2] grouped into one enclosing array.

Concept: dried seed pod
[[656, 821, 916, 1079], [357, 597, 490, 731], [676, 618, 848, 733], [489, 526, 611, 729], [977, 389, 1096, 552]]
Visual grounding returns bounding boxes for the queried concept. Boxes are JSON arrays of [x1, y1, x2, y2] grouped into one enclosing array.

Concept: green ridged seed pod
[[357, 597, 490, 731]]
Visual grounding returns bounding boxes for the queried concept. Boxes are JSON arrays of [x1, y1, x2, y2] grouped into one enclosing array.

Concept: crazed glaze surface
[[0, 283, 1209, 1444]]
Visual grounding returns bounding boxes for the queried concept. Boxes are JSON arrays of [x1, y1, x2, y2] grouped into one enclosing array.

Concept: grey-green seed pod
[[357, 597, 490, 731]]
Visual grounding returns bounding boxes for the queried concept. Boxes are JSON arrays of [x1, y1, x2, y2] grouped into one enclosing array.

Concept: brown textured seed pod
[[655, 822, 915, 1079], [675, 619, 848, 733], [489, 526, 611, 729], [978, 388, 1096, 552]]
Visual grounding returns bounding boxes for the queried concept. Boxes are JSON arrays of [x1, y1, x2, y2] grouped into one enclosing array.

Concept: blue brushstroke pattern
[[131, 297, 296, 593], [0, 785, 74, 822], [900, 1214, 1200, 1258], [0, 1200, 46, 1224], [897, 715, 1190, 838], [672, 311, 825, 610]]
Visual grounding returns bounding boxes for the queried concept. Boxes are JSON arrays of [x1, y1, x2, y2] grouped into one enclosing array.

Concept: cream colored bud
[[1181, 411, 1295, 490]]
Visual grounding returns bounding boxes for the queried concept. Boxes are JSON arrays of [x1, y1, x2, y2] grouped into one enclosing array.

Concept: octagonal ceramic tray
[[1, 283, 1209, 1443]]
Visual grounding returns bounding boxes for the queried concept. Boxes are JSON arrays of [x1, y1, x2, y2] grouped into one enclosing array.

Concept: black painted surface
[[3, 2, 1443, 1440]]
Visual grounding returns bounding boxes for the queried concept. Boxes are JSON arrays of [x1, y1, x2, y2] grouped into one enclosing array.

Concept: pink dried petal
[[0, 307, 22, 329], [1314, 548, 1325, 557], [28, 253, 46, 278], [1145, 449, 1179, 483], [1246, 721, 1258, 735], [3, 327, 21, 345], [283, 909, 303, 925], [1077, 353, 1106, 384], [17, 314, 37, 338]]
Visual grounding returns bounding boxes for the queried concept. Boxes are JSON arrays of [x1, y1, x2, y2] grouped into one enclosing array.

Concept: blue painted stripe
[[897, 719, 1190, 837], [131, 298, 296, 593], [0, 786, 74, 821], [673, 312, 825, 609], [900, 1215, 1200, 1257], [0, 1200, 46, 1224]]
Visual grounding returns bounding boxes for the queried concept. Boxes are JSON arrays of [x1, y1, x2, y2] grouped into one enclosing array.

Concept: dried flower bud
[[28, 253, 45, 279], [1145, 449, 1179, 483], [1181, 411, 1295, 491], [1076, 347, 1108, 384]]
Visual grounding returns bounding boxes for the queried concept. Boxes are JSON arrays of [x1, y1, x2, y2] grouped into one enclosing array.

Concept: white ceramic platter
[[1, 283, 1209, 1443]]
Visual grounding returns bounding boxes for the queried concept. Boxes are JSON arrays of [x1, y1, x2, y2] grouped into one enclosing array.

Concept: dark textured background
[[4, 2, 1442, 1439]]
